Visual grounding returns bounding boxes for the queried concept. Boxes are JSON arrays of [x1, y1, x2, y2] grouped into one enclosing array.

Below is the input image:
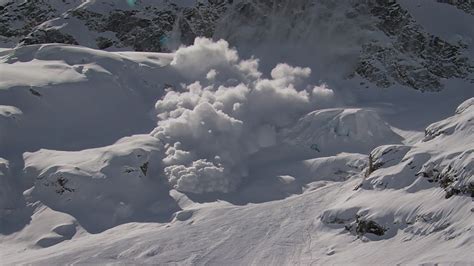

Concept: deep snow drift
[[0, 36, 473, 265]]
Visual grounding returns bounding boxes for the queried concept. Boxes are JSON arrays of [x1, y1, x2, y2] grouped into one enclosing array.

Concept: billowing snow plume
[[152, 38, 334, 193]]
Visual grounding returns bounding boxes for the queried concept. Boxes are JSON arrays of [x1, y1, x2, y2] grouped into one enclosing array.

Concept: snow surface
[[1, 3, 474, 263]]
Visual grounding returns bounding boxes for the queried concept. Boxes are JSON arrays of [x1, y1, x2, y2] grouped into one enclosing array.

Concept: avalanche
[[1, 2, 474, 261]]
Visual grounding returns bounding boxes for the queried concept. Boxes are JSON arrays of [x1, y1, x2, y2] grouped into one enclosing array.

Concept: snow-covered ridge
[[0, 35, 473, 264], [362, 97, 474, 197], [1, 0, 473, 91], [319, 97, 473, 257]]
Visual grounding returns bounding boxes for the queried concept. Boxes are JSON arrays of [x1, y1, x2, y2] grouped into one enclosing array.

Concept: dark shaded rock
[[418, 164, 474, 199], [323, 212, 387, 237], [140, 162, 149, 176], [96, 37, 113, 50], [29, 88, 42, 97], [355, 219, 386, 236], [39, 175, 76, 196], [355, 1, 473, 91], [55, 176, 75, 195], [0, 0, 56, 40], [21, 29, 78, 46], [68, 2, 228, 52]]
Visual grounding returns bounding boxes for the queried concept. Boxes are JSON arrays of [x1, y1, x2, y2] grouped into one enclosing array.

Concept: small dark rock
[[29, 88, 42, 97], [140, 162, 149, 176], [355, 219, 386, 236], [96, 37, 113, 49]]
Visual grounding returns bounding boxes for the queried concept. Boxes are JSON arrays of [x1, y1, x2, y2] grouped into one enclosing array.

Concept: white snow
[[1, 2, 474, 262]]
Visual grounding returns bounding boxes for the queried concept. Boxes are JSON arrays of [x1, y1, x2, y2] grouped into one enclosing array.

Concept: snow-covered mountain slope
[[0, 1, 474, 265], [0, 43, 174, 155], [0, 35, 473, 264], [1, 0, 473, 91], [362, 97, 474, 198], [1, 98, 473, 264]]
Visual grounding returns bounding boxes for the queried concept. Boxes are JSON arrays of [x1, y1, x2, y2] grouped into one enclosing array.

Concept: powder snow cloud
[[152, 38, 334, 193]]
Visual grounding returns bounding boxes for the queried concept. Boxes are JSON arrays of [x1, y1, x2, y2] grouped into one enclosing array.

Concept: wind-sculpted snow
[[0, 38, 473, 264], [319, 98, 473, 246], [23, 135, 179, 232], [361, 97, 474, 197], [0, 44, 174, 155], [282, 108, 403, 156]]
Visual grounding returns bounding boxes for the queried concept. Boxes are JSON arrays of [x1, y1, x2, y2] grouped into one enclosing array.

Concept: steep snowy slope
[[1, 1, 474, 265], [0, 44, 166, 154], [1, 99, 473, 264], [1, 36, 473, 264]]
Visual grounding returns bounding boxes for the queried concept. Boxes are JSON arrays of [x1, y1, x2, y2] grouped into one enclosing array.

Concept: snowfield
[[0, 36, 472, 265], [1, 3, 474, 261]]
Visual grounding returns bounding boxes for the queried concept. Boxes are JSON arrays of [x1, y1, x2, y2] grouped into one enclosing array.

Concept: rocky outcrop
[[363, 98, 474, 199], [418, 164, 474, 199], [321, 211, 387, 238], [355, 1, 473, 91], [366, 145, 411, 177], [66, 1, 229, 52], [70, 8, 175, 52], [22, 29, 78, 46], [351, 218, 386, 236], [0, 0, 56, 41]]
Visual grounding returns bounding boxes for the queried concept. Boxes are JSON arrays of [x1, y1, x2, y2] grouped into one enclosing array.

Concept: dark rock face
[[68, 1, 229, 52], [0, 0, 230, 52], [355, 1, 473, 91], [70, 8, 174, 52], [95, 36, 114, 50], [0, 0, 56, 40], [0, 0, 473, 91], [418, 165, 474, 199], [22, 29, 78, 46], [354, 219, 386, 236]]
